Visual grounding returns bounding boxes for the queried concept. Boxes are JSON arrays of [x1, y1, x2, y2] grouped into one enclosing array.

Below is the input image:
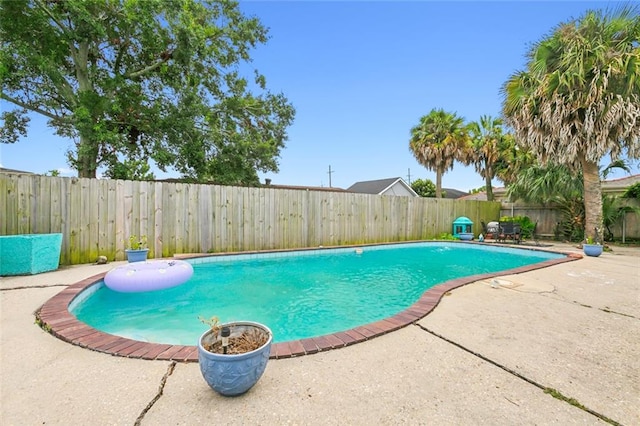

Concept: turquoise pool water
[[71, 242, 562, 345]]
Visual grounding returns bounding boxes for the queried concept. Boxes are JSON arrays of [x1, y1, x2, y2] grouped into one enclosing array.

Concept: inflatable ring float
[[104, 260, 194, 293]]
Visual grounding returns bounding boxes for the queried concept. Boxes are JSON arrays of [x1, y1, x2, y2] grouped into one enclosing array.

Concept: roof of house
[[601, 174, 640, 190], [457, 187, 506, 201], [457, 193, 485, 201], [0, 167, 35, 175], [346, 177, 418, 196], [441, 188, 469, 199], [262, 183, 349, 193]]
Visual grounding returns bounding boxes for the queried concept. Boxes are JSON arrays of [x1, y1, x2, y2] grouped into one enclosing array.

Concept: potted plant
[[582, 236, 603, 257], [125, 235, 149, 262], [197, 317, 273, 396]]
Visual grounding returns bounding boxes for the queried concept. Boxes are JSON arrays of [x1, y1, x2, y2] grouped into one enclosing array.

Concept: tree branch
[[114, 42, 126, 74], [0, 93, 64, 122], [55, 76, 78, 106], [124, 51, 173, 79], [33, 0, 72, 38]]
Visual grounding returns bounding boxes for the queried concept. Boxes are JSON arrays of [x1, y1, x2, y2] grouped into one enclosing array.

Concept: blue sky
[[1, 0, 637, 191]]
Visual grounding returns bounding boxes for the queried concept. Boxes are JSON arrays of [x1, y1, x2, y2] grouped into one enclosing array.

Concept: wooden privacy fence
[[0, 174, 500, 265], [500, 201, 640, 240]]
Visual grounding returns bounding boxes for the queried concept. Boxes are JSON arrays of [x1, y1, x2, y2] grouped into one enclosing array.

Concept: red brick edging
[[36, 248, 582, 362]]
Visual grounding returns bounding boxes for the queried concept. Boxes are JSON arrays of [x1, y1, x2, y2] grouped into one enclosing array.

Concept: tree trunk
[[581, 155, 603, 243], [77, 134, 99, 178], [435, 167, 443, 198], [74, 41, 99, 178], [485, 164, 494, 202]]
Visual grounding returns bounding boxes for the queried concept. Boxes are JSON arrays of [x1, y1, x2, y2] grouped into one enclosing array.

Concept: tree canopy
[[0, 0, 295, 183]]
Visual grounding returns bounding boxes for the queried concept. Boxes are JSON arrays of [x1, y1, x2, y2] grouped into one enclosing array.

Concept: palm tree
[[494, 134, 535, 186], [466, 115, 507, 201], [502, 6, 640, 243], [409, 109, 469, 198]]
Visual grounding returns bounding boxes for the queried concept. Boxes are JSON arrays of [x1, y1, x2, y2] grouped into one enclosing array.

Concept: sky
[[1, 0, 638, 192]]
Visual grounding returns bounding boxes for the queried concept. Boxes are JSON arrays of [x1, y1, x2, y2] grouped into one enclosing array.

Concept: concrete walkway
[[1, 243, 638, 425]]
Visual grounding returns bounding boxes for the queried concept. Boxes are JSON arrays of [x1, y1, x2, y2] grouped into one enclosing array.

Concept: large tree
[[502, 6, 640, 243], [0, 0, 295, 183], [466, 115, 508, 201], [409, 108, 469, 198]]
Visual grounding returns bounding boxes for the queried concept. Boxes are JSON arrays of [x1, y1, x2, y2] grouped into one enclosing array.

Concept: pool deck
[[1, 242, 638, 424]]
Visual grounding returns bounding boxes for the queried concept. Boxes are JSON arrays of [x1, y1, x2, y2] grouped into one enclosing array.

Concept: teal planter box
[[0, 233, 63, 276], [452, 216, 474, 238]]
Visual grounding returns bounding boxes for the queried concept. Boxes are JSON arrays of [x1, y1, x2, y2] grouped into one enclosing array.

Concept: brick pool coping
[[36, 244, 582, 362]]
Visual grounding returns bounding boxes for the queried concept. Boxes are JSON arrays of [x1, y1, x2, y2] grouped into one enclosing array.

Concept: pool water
[[71, 242, 562, 345]]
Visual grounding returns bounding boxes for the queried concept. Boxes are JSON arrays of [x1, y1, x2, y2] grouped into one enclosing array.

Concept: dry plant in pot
[[197, 316, 273, 396], [125, 235, 149, 262], [582, 236, 603, 257]]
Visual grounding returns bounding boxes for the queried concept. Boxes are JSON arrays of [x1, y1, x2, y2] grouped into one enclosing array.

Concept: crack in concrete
[[503, 285, 558, 296], [599, 307, 638, 320], [134, 361, 176, 425], [0, 284, 69, 291], [501, 285, 638, 320], [414, 323, 622, 426]]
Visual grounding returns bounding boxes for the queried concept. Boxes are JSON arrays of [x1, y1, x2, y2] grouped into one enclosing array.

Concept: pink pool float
[[104, 260, 194, 293]]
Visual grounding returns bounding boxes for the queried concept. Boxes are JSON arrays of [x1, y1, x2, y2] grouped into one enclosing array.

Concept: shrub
[[437, 233, 457, 240], [499, 215, 535, 239]]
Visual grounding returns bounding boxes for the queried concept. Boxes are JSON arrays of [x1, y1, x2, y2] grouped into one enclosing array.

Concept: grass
[[543, 388, 621, 425]]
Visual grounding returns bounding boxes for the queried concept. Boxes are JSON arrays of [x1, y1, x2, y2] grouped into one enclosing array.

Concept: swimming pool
[[70, 242, 564, 346]]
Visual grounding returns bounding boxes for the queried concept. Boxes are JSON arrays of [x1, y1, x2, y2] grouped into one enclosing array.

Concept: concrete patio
[[1, 243, 638, 425]]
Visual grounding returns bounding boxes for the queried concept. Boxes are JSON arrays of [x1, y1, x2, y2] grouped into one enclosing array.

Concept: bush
[[437, 233, 457, 240], [499, 215, 535, 239]]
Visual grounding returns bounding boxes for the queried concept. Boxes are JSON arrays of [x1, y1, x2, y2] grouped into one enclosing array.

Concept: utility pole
[[406, 168, 412, 185], [327, 165, 334, 188]]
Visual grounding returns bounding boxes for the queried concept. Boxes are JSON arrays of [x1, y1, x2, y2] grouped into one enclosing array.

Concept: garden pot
[[583, 244, 603, 257], [458, 232, 473, 241], [125, 248, 149, 263], [198, 321, 272, 396]]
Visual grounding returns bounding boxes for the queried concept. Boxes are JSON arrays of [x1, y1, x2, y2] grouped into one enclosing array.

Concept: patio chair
[[497, 221, 521, 244]]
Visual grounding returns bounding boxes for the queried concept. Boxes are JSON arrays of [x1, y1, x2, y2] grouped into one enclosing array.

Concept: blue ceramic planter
[[458, 233, 473, 241], [125, 248, 149, 263], [583, 244, 603, 257], [198, 321, 272, 396]]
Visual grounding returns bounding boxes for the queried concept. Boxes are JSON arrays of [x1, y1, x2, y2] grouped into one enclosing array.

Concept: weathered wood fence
[[0, 174, 501, 265], [500, 201, 640, 241]]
